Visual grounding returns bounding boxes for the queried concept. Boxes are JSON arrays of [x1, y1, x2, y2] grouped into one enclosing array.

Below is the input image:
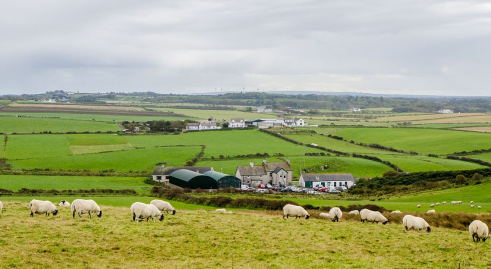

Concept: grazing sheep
[[215, 209, 232, 213], [71, 199, 102, 218], [469, 220, 489, 242], [430, 204, 435, 208], [29, 199, 58, 217], [403, 215, 431, 232], [131, 202, 164, 222], [470, 201, 474, 204], [442, 201, 446, 205], [417, 205, 421, 208], [329, 207, 342, 222], [427, 210, 436, 214], [451, 201, 456, 205], [0, 201, 2, 218], [360, 209, 388, 225], [319, 213, 330, 219], [150, 200, 176, 215], [58, 200, 70, 208], [283, 204, 310, 219], [348, 210, 359, 215], [478, 206, 482, 209], [390, 210, 402, 214], [435, 203, 440, 206], [471, 205, 475, 208], [458, 201, 463, 204]]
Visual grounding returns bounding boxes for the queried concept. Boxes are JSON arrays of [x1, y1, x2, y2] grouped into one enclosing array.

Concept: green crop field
[[376, 155, 485, 172], [5, 135, 71, 159], [0, 116, 119, 134], [332, 128, 491, 155], [0, 112, 189, 123], [0, 175, 149, 193], [0, 202, 489, 268], [153, 107, 272, 120]]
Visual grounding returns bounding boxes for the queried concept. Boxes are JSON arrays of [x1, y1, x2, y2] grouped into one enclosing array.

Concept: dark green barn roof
[[203, 171, 241, 189], [169, 169, 217, 189]]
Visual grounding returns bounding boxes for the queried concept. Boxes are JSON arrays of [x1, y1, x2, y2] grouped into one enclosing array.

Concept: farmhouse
[[283, 117, 305, 127], [437, 109, 454, 114], [152, 166, 213, 184], [235, 160, 293, 187], [203, 171, 241, 189], [169, 169, 218, 189], [299, 173, 356, 188], [350, 108, 361, 112], [257, 106, 273, 113], [185, 121, 222, 131], [228, 118, 245, 128]]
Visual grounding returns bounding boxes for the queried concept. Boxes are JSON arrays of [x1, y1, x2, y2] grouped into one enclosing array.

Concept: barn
[[203, 171, 241, 189], [169, 169, 218, 189]]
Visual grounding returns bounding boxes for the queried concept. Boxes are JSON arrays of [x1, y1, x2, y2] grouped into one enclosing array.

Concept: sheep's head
[[382, 220, 388, 225], [483, 236, 488, 242], [159, 214, 164, 221], [426, 227, 431, 233], [172, 210, 176, 215], [53, 210, 59, 216], [58, 200, 65, 206], [97, 211, 103, 218], [305, 215, 310, 219]]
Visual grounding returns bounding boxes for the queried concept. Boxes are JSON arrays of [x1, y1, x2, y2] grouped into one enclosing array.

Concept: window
[[345, 182, 348, 186], [334, 182, 337, 187], [157, 176, 162, 180]]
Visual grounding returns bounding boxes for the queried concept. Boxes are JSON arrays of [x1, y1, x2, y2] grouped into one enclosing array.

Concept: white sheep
[[471, 205, 475, 208], [348, 210, 359, 215], [131, 202, 164, 222], [58, 200, 70, 208], [390, 210, 402, 214], [478, 206, 482, 209], [29, 199, 58, 217], [360, 209, 388, 225], [451, 201, 456, 205], [427, 210, 436, 214], [403, 215, 431, 232], [150, 200, 176, 215], [469, 220, 489, 242], [430, 204, 435, 208], [329, 207, 342, 222], [283, 204, 310, 219], [71, 199, 102, 218], [458, 201, 462, 204], [435, 203, 440, 206], [319, 212, 330, 219], [0, 201, 2, 218], [417, 205, 421, 208], [442, 201, 446, 205], [470, 201, 474, 204]]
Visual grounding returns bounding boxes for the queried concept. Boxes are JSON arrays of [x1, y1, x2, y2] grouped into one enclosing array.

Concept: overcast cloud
[[1, 0, 491, 96]]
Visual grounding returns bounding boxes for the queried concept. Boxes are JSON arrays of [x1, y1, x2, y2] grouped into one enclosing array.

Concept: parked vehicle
[[256, 189, 268, 194], [241, 185, 249, 191], [258, 184, 266, 189]]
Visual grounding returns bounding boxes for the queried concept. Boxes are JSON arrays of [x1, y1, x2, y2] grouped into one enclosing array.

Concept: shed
[[203, 171, 241, 189], [169, 169, 217, 189]]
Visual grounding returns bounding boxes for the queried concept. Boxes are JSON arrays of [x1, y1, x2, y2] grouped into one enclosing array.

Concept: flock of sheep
[[417, 201, 482, 212], [0, 199, 176, 223], [282, 204, 489, 242], [0, 199, 488, 242]]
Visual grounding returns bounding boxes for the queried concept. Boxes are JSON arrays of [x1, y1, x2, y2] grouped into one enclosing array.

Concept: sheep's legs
[[88, 211, 92, 218], [73, 211, 76, 218]]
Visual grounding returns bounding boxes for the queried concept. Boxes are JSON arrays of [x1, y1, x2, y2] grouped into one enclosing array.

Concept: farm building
[[235, 159, 293, 187], [299, 173, 356, 188], [228, 118, 246, 128], [169, 169, 218, 189], [152, 166, 213, 184], [203, 171, 241, 189]]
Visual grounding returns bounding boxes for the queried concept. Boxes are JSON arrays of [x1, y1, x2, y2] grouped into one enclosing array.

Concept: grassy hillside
[[332, 128, 491, 155], [0, 112, 189, 122], [5, 135, 71, 159], [0, 116, 120, 134], [0, 202, 488, 268], [376, 155, 485, 172]]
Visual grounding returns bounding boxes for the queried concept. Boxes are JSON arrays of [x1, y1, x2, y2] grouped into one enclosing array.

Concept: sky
[[1, 0, 491, 96]]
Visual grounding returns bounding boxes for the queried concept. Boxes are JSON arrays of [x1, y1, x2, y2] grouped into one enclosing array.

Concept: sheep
[[451, 201, 456, 205], [478, 206, 482, 209], [0, 201, 2, 218], [442, 201, 446, 205], [427, 210, 436, 214], [360, 209, 388, 225], [150, 200, 176, 215], [435, 203, 440, 206], [403, 215, 431, 232], [58, 200, 70, 208], [131, 202, 164, 222], [71, 199, 102, 218], [470, 201, 474, 204], [329, 207, 342, 222], [458, 201, 462, 204], [215, 209, 233, 213], [29, 199, 58, 217], [319, 213, 330, 219], [390, 210, 402, 214], [348, 210, 359, 215], [469, 220, 489, 242], [417, 205, 421, 208], [471, 205, 475, 208], [430, 204, 435, 208], [283, 204, 310, 219]]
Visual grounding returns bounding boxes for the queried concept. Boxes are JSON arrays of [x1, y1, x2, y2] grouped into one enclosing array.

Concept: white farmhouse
[[350, 108, 361, 112], [437, 109, 454, 114], [228, 118, 245, 128], [299, 173, 356, 189]]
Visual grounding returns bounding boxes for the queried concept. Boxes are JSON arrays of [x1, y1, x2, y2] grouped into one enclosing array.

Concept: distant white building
[[299, 173, 356, 188], [257, 106, 273, 113], [228, 118, 246, 128], [250, 118, 306, 128], [185, 121, 222, 131], [350, 108, 361, 112], [284, 117, 305, 127], [437, 109, 454, 114]]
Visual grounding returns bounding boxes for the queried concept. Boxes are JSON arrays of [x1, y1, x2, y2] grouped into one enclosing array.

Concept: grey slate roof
[[301, 173, 355, 182], [264, 162, 292, 172], [229, 118, 244, 122], [153, 166, 213, 176], [236, 166, 266, 176]]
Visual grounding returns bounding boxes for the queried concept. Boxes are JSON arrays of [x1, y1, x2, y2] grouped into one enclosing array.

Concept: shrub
[[383, 170, 399, 177]]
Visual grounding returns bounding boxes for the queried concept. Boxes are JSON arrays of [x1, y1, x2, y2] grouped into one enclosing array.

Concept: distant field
[[373, 113, 491, 124], [376, 155, 485, 172], [9, 103, 144, 111], [0, 112, 188, 122], [5, 135, 71, 159], [332, 128, 491, 155], [0, 175, 148, 193], [454, 126, 491, 133], [0, 116, 120, 134], [152, 107, 272, 120]]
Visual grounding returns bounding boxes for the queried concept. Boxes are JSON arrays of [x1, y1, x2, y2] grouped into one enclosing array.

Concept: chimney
[[286, 158, 291, 166], [263, 159, 267, 166], [250, 161, 254, 168]]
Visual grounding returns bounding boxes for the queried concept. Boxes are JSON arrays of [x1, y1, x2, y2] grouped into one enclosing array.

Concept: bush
[[383, 170, 399, 177]]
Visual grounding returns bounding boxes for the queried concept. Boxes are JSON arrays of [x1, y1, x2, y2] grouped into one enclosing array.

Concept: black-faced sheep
[[360, 209, 388, 225], [150, 200, 176, 215], [469, 220, 488, 242], [329, 207, 342, 222], [131, 202, 164, 222], [29, 199, 58, 217], [403, 215, 431, 232], [283, 204, 310, 219], [71, 199, 102, 218]]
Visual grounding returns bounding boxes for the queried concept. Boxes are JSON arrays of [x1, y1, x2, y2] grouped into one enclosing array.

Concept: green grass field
[[0, 116, 120, 134], [376, 155, 485, 172], [153, 107, 272, 120], [0, 175, 149, 193], [0, 202, 488, 268], [332, 127, 491, 155], [5, 135, 71, 159], [0, 112, 189, 123]]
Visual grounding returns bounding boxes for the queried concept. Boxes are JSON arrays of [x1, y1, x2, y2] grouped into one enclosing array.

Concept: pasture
[[0, 112, 189, 122], [0, 202, 489, 268], [0, 116, 120, 134], [152, 107, 272, 120]]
